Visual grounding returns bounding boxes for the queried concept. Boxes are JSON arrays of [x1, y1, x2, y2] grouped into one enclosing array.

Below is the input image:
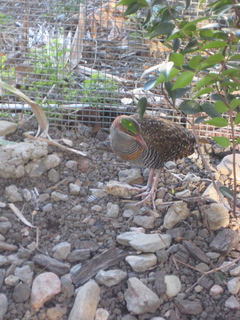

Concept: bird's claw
[[133, 191, 156, 211]]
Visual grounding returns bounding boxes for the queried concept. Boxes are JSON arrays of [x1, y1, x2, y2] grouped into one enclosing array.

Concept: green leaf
[[118, 0, 148, 6], [195, 74, 218, 90], [175, 87, 190, 98], [147, 22, 175, 38], [173, 38, 181, 52], [215, 101, 229, 112], [213, 136, 231, 147], [229, 54, 240, 61], [200, 29, 214, 38], [172, 71, 195, 90], [215, 271, 226, 283], [193, 87, 213, 99], [189, 55, 203, 69], [204, 117, 229, 127], [182, 40, 199, 53], [162, 8, 178, 22], [234, 112, 240, 125], [122, 2, 140, 16], [121, 118, 138, 134], [169, 53, 184, 67], [137, 97, 148, 119], [219, 186, 234, 199], [201, 40, 228, 49], [230, 99, 240, 110], [165, 81, 176, 102], [198, 54, 224, 70], [143, 9, 151, 26], [201, 102, 222, 118], [195, 116, 207, 123], [179, 100, 202, 114]]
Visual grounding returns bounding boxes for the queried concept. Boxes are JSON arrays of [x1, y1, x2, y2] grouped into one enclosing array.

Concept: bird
[[110, 113, 196, 209]]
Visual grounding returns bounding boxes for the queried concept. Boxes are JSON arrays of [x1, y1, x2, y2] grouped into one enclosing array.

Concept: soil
[[0, 120, 239, 320]]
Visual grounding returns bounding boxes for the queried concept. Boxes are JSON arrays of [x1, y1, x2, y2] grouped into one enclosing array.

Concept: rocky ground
[[0, 119, 240, 320]]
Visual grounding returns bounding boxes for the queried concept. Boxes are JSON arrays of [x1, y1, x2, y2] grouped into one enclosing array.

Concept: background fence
[[0, 0, 237, 138]]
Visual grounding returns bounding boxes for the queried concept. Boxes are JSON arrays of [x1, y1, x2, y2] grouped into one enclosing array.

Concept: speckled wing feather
[[133, 114, 195, 168]]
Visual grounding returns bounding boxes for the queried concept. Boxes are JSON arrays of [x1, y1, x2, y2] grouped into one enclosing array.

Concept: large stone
[[164, 275, 182, 298], [124, 277, 161, 315], [163, 202, 190, 229], [0, 120, 18, 135], [68, 280, 100, 320], [25, 154, 60, 178], [95, 269, 127, 287], [31, 272, 61, 310], [205, 203, 229, 230], [125, 254, 157, 272], [105, 181, 139, 199], [217, 154, 240, 182], [210, 229, 239, 254]]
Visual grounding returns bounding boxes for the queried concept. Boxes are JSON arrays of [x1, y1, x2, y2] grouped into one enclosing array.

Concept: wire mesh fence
[[0, 0, 237, 139]]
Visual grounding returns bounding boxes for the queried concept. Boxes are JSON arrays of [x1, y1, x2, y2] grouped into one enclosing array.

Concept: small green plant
[[0, 55, 15, 82], [81, 72, 119, 105]]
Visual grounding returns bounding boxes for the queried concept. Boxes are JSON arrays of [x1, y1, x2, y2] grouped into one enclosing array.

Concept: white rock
[[227, 278, 240, 295], [117, 231, 172, 252], [51, 191, 69, 201], [53, 242, 71, 260], [151, 318, 166, 320], [220, 261, 234, 272], [31, 272, 61, 310], [217, 154, 240, 182], [202, 181, 222, 202], [175, 189, 191, 198], [0, 120, 17, 135], [90, 188, 107, 199], [5, 275, 19, 286], [205, 203, 229, 230], [125, 254, 157, 272], [68, 280, 100, 320], [105, 180, 139, 199], [91, 205, 103, 212], [69, 183, 80, 195], [25, 154, 60, 178], [0, 293, 8, 320], [118, 168, 143, 184], [210, 284, 223, 296], [164, 275, 182, 298], [106, 202, 119, 218], [95, 308, 110, 320], [65, 160, 78, 170], [124, 277, 161, 315], [230, 265, 240, 276], [95, 269, 127, 287], [14, 265, 33, 286], [225, 295, 240, 309], [163, 202, 190, 229], [5, 185, 23, 202]]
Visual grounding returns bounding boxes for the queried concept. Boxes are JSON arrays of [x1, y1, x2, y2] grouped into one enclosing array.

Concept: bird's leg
[[134, 169, 161, 210], [129, 169, 155, 192]]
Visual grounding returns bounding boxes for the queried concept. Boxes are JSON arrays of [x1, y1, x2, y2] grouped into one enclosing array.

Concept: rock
[[195, 262, 210, 272], [123, 209, 134, 218], [69, 183, 81, 195], [91, 205, 103, 212], [217, 154, 240, 181], [22, 188, 32, 201], [225, 295, 240, 309], [210, 284, 224, 296], [46, 304, 67, 320], [14, 265, 33, 286], [42, 203, 53, 212], [31, 272, 61, 310], [0, 221, 12, 235], [230, 265, 240, 276], [5, 185, 23, 202], [124, 277, 161, 315], [95, 269, 127, 287], [67, 249, 91, 263], [227, 278, 240, 295], [0, 241, 17, 251], [183, 240, 209, 263], [48, 168, 60, 183], [175, 298, 203, 315], [155, 271, 166, 295], [90, 188, 107, 199], [156, 250, 169, 263], [52, 242, 71, 260], [165, 161, 176, 169], [122, 316, 138, 320], [61, 274, 74, 299], [13, 282, 30, 302], [117, 231, 171, 252], [105, 180, 139, 199], [95, 308, 110, 320], [125, 254, 157, 272], [0, 141, 48, 178], [206, 252, 220, 260], [164, 275, 182, 298], [118, 168, 143, 185], [202, 181, 222, 202], [175, 189, 191, 198], [51, 191, 69, 201], [68, 280, 100, 320], [5, 275, 19, 286], [205, 203, 230, 230], [106, 202, 120, 218], [33, 254, 70, 276], [78, 158, 90, 173], [0, 255, 7, 266], [25, 154, 60, 178], [0, 293, 7, 320], [66, 160, 78, 170], [163, 202, 190, 229], [210, 229, 239, 254], [0, 120, 18, 135], [133, 215, 155, 229]]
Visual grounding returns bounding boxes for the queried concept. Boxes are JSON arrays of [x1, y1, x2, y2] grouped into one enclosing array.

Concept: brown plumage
[[110, 113, 196, 209]]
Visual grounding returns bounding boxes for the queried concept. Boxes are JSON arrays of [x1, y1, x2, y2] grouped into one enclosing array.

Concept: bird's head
[[111, 115, 148, 150]]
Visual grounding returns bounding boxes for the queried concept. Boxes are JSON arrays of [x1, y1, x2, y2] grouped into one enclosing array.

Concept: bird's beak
[[135, 135, 148, 150]]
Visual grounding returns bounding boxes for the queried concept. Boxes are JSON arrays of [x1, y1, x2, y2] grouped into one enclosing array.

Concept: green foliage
[[120, 0, 240, 214]]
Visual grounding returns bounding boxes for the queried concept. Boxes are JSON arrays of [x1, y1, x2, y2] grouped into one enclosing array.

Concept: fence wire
[[0, 0, 237, 139]]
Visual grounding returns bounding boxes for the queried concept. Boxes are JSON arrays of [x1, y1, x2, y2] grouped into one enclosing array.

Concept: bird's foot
[[129, 184, 149, 193], [133, 190, 156, 211]]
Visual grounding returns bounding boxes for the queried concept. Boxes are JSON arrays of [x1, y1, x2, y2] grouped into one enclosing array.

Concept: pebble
[[117, 231, 172, 252], [155, 271, 166, 295], [5, 275, 19, 286], [209, 284, 223, 296], [31, 272, 61, 310], [14, 265, 33, 286], [39, 193, 50, 202], [61, 275, 75, 299], [123, 209, 134, 218], [210, 229, 239, 254], [69, 183, 81, 195], [0, 120, 17, 135], [48, 168, 60, 183], [52, 242, 71, 260], [90, 188, 107, 199], [25, 154, 60, 178], [0, 241, 17, 251], [68, 280, 100, 320], [95, 308, 110, 320], [195, 262, 210, 272], [217, 154, 240, 179], [46, 304, 67, 320], [13, 283, 30, 302], [65, 160, 78, 170], [194, 285, 203, 293], [33, 254, 70, 276], [133, 215, 155, 229], [206, 252, 220, 260], [125, 254, 157, 272], [0, 255, 7, 266], [227, 277, 240, 295], [164, 275, 182, 298], [95, 269, 127, 287], [230, 265, 240, 276], [163, 202, 190, 229], [91, 205, 103, 212], [67, 249, 91, 262], [124, 277, 161, 315], [0, 293, 7, 320], [105, 180, 139, 199], [42, 203, 53, 212], [175, 189, 191, 197], [106, 202, 120, 218], [225, 295, 240, 309], [22, 188, 32, 201], [51, 191, 69, 201], [5, 185, 23, 202], [202, 182, 222, 202], [205, 203, 230, 230], [156, 249, 169, 263], [175, 298, 203, 315], [118, 168, 143, 184]]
